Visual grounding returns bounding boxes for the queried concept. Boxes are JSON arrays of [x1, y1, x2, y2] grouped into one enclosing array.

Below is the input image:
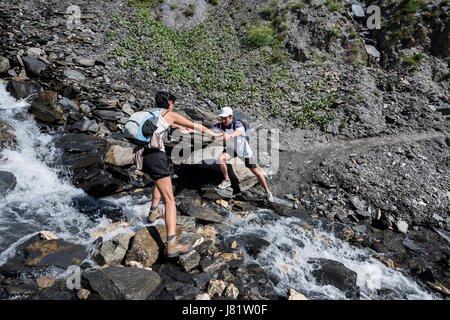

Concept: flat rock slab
[[54, 133, 107, 153], [179, 202, 225, 224], [82, 266, 161, 300], [8, 235, 88, 269]]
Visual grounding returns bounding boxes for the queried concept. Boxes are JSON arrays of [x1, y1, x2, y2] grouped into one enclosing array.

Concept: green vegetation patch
[[288, 94, 336, 131]]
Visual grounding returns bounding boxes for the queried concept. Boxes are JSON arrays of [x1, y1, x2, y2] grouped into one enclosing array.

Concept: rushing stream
[[0, 82, 439, 299]]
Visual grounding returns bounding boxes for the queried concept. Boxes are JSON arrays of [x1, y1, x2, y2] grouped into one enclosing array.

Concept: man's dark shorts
[[223, 148, 257, 169], [142, 149, 171, 180]]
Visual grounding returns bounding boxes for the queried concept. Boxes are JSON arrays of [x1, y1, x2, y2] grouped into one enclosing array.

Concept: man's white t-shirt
[[212, 120, 253, 159]]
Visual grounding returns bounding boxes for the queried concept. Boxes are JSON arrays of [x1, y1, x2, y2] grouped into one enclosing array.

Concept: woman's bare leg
[[154, 176, 176, 236]]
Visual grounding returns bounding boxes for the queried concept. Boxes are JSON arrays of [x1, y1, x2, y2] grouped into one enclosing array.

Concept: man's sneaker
[[265, 192, 275, 203], [147, 207, 164, 223], [165, 237, 193, 258], [217, 179, 231, 189]]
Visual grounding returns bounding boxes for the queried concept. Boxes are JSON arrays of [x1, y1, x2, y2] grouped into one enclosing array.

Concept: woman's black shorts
[[142, 149, 171, 180]]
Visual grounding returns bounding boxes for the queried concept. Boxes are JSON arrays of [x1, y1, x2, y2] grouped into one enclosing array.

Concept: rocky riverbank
[[0, 0, 449, 300]]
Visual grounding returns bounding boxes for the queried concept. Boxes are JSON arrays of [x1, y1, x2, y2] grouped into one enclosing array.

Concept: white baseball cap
[[218, 107, 233, 117]]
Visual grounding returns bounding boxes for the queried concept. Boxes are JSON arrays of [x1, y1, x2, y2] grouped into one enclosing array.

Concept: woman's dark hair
[[155, 91, 176, 109]]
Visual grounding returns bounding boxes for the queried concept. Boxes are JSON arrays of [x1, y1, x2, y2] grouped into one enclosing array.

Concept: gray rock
[[179, 202, 225, 224], [82, 266, 161, 300], [200, 256, 226, 273], [53, 133, 107, 153], [59, 97, 79, 111], [0, 56, 10, 74], [94, 233, 134, 266], [6, 80, 41, 99], [0, 171, 17, 194], [104, 145, 134, 166], [365, 45, 381, 59], [351, 5, 365, 17], [64, 69, 85, 81], [73, 56, 96, 67], [94, 110, 124, 121], [98, 97, 119, 109], [72, 120, 99, 133], [225, 233, 270, 258], [26, 48, 43, 58], [396, 220, 408, 234], [179, 250, 201, 272], [22, 56, 46, 76], [309, 258, 358, 298]]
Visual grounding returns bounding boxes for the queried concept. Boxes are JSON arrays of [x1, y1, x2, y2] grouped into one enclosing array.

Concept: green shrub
[[247, 25, 274, 48], [208, 0, 219, 5]]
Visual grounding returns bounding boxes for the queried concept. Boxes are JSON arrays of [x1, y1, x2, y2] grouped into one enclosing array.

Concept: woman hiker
[[143, 91, 222, 257]]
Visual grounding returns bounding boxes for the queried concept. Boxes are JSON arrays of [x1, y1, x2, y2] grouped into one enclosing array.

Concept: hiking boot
[[165, 237, 193, 258], [218, 179, 231, 189], [265, 192, 275, 203], [147, 207, 164, 223]]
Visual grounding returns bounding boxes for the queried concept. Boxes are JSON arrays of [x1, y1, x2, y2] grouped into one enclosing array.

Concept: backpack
[[231, 118, 250, 142], [123, 108, 165, 146]]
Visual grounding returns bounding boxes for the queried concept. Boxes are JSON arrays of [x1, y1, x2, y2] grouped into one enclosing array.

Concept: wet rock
[[207, 279, 226, 297], [179, 201, 225, 224], [225, 234, 270, 258], [224, 283, 239, 299], [30, 90, 64, 124], [82, 266, 161, 300], [22, 56, 46, 76], [200, 256, 226, 273], [6, 80, 41, 100], [70, 195, 126, 222], [36, 276, 55, 289], [94, 233, 134, 266], [77, 288, 91, 300], [0, 56, 10, 74], [309, 258, 358, 299], [288, 288, 308, 300], [0, 120, 16, 151], [104, 145, 134, 167], [179, 250, 201, 272], [125, 226, 182, 268], [1, 234, 87, 275], [193, 271, 216, 290], [0, 171, 17, 194]]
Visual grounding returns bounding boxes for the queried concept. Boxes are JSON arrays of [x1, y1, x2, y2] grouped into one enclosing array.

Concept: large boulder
[[225, 233, 270, 258], [82, 266, 161, 300], [309, 258, 359, 299], [0, 234, 87, 277], [125, 226, 183, 268], [0, 171, 17, 195], [6, 80, 41, 100]]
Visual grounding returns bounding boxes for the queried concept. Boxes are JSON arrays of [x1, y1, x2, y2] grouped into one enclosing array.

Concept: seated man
[[212, 107, 274, 203]]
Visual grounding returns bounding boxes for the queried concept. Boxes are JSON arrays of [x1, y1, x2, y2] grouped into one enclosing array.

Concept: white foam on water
[[222, 210, 439, 300], [0, 82, 104, 265]]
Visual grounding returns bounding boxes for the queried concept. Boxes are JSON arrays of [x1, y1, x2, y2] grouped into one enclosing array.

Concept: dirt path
[[269, 130, 449, 195]]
